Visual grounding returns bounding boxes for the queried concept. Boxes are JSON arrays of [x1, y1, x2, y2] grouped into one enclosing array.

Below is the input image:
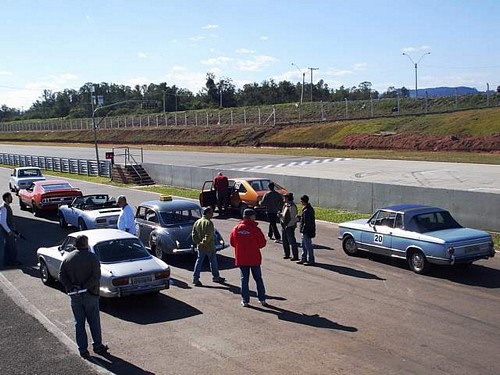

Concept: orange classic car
[[18, 179, 83, 216], [200, 177, 287, 217]]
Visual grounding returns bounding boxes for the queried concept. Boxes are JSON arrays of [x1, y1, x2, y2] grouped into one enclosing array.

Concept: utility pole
[[308, 67, 319, 102], [291, 63, 305, 105], [402, 52, 431, 98]]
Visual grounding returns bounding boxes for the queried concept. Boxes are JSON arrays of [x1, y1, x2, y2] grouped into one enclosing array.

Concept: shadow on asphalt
[[90, 351, 155, 375], [314, 262, 386, 280], [100, 293, 202, 324], [194, 280, 287, 302], [359, 253, 500, 288], [166, 252, 236, 272], [251, 303, 358, 332]]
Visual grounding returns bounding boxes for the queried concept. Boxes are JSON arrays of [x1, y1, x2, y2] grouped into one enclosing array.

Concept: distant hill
[[409, 86, 479, 98]]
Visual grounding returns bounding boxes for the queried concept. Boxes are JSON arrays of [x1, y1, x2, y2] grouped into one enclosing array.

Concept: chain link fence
[[1, 93, 498, 132]]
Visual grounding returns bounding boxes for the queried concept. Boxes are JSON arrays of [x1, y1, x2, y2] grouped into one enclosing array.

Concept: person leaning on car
[[117, 195, 136, 235], [261, 182, 283, 242], [58, 234, 108, 358]]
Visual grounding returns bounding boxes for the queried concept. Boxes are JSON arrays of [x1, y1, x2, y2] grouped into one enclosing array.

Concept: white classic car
[[58, 194, 121, 230], [37, 229, 171, 298], [9, 167, 46, 193]]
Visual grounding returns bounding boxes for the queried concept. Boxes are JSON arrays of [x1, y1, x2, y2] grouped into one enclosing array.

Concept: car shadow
[[425, 263, 500, 288], [314, 262, 386, 280], [251, 303, 358, 332], [100, 293, 202, 324], [165, 253, 236, 272], [89, 351, 155, 375], [362, 253, 500, 288]]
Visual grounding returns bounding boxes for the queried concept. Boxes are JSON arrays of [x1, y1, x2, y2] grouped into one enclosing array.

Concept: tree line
[[0, 73, 412, 122]]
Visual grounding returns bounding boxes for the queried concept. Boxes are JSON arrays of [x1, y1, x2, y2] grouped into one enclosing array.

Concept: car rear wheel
[[342, 235, 358, 256], [40, 260, 55, 286], [32, 201, 40, 216], [239, 203, 248, 218], [408, 250, 429, 274], [19, 198, 27, 211], [78, 218, 87, 231], [59, 212, 68, 228]]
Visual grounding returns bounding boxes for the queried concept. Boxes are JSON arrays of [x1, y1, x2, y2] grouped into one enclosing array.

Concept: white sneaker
[[241, 301, 249, 307]]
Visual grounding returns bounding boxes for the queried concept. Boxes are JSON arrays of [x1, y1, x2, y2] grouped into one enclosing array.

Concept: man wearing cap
[[298, 195, 316, 266], [230, 208, 268, 307], [280, 192, 299, 261], [191, 207, 225, 286]]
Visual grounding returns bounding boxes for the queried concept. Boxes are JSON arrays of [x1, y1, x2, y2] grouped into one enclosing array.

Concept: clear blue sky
[[1, 0, 499, 110]]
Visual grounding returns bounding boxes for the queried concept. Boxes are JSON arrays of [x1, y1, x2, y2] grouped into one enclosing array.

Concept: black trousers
[[267, 213, 281, 240], [282, 226, 299, 259]]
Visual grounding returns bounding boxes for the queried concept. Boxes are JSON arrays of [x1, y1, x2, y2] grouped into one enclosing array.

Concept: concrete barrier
[[142, 162, 500, 232]]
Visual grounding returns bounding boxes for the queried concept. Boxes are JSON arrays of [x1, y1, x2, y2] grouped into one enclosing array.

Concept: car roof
[[138, 199, 202, 211], [68, 229, 137, 245], [16, 167, 42, 170], [36, 179, 70, 185], [381, 204, 446, 215]]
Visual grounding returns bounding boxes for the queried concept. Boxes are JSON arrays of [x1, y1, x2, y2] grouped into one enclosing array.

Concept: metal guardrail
[[0, 153, 112, 178]]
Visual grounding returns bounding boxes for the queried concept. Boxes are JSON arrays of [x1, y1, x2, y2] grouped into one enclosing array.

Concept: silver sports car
[[58, 194, 121, 230], [37, 229, 171, 298]]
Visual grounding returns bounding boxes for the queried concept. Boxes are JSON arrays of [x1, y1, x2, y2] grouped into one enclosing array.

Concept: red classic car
[[18, 179, 83, 216]]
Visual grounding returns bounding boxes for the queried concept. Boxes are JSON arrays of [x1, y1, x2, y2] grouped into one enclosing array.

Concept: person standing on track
[[261, 182, 283, 242]]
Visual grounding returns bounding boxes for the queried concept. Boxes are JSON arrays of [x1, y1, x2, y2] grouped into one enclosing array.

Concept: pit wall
[[143, 163, 500, 232]]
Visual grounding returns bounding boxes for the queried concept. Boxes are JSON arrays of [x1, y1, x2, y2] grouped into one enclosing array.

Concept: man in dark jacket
[[213, 172, 229, 215], [230, 208, 268, 307], [260, 182, 283, 242], [298, 195, 316, 265], [0, 192, 21, 267], [58, 234, 108, 358]]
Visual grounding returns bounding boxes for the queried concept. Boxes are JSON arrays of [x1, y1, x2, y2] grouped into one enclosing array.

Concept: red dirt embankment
[[343, 133, 500, 152]]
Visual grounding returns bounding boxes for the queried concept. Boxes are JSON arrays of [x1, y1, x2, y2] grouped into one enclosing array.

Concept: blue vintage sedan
[[338, 204, 495, 274]]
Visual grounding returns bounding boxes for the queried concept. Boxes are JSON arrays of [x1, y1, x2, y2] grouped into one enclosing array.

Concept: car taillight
[[42, 197, 49, 203], [155, 269, 170, 280], [112, 277, 130, 286], [447, 246, 455, 255]]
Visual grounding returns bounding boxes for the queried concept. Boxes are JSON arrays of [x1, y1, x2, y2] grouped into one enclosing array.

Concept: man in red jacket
[[230, 208, 268, 307]]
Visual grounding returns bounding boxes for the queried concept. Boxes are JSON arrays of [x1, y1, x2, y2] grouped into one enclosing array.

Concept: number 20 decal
[[374, 234, 384, 244]]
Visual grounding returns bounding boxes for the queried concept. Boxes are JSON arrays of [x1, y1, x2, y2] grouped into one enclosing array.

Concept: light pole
[[308, 67, 319, 102], [291, 63, 305, 105], [402, 52, 431, 98]]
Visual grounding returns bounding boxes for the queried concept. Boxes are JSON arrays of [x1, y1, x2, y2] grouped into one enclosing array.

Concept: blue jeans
[[70, 293, 102, 354], [301, 234, 315, 263], [240, 266, 266, 303], [193, 250, 220, 281]]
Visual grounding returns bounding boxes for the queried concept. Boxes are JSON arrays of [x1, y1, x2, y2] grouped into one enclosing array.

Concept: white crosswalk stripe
[[230, 158, 351, 171]]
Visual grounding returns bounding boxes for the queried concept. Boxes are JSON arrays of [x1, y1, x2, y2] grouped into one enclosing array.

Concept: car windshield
[[42, 183, 72, 190], [93, 238, 151, 263], [19, 169, 42, 177], [412, 211, 462, 233], [159, 208, 202, 225]]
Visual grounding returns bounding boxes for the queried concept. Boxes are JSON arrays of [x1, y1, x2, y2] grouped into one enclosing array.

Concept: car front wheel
[[59, 212, 68, 228], [408, 250, 429, 274], [40, 260, 55, 286], [342, 235, 358, 256], [32, 201, 40, 216], [78, 218, 87, 231]]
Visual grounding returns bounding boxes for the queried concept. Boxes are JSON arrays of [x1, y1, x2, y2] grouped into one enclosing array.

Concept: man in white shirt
[[117, 195, 136, 235], [1, 192, 21, 266]]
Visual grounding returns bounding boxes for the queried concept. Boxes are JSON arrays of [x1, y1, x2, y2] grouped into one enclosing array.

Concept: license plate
[[132, 275, 153, 284], [465, 246, 480, 254]]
